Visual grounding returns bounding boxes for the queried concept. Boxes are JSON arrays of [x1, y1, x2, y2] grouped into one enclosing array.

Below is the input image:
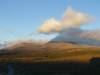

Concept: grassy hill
[[0, 42, 100, 63]]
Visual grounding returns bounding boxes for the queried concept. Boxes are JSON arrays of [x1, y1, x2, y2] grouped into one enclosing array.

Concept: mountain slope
[[50, 28, 100, 46], [0, 42, 100, 63]]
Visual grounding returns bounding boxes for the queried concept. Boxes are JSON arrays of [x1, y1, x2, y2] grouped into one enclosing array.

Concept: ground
[[0, 42, 100, 63]]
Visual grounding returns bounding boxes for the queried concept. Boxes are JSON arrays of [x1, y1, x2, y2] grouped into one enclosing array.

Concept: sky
[[0, 0, 100, 43]]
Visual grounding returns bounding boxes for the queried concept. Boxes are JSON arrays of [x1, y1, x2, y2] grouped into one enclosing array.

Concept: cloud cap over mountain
[[38, 6, 94, 34], [37, 6, 100, 46]]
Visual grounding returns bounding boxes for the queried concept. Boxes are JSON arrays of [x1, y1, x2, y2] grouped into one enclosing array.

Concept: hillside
[[0, 42, 100, 63]]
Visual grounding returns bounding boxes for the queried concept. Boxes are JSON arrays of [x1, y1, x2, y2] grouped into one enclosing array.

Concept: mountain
[[4, 39, 35, 49], [0, 40, 100, 63], [81, 29, 100, 41], [50, 28, 100, 46]]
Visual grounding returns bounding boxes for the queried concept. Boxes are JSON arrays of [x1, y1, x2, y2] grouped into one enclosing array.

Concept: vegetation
[[0, 42, 100, 63]]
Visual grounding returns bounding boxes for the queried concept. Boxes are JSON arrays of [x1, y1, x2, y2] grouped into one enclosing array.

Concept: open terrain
[[0, 42, 100, 63], [0, 42, 100, 75]]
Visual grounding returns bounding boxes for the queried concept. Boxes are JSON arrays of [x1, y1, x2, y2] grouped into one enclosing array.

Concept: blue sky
[[0, 0, 100, 43]]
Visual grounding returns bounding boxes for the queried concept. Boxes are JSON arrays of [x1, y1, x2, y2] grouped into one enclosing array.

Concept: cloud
[[38, 6, 94, 34], [37, 6, 100, 46], [61, 6, 94, 28], [38, 18, 61, 34]]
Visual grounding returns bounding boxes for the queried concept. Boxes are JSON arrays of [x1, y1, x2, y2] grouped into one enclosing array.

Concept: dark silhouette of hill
[[0, 60, 100, 75]]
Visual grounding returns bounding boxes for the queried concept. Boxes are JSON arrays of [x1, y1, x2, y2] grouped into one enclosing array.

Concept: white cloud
[[38, 6, 94, 34], [61, 6, 94, 28], [38, 18, 61, 34]]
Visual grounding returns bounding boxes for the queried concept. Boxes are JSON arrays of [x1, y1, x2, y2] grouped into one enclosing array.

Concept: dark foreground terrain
[[0, 60, 100, 75]]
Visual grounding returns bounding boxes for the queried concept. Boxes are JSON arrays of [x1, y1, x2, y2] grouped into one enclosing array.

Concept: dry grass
[[0, 42, 100, 63]]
